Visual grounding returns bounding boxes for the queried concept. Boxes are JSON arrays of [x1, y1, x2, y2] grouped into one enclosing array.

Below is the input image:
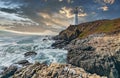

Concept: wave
[[0, 36, 67, 69]]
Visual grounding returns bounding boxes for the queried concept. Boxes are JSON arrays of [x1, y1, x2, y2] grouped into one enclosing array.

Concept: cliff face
[[52, 18, 120, 77]]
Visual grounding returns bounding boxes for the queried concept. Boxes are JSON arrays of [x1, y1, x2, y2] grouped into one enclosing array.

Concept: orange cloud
[[59, 7, 87, 18]]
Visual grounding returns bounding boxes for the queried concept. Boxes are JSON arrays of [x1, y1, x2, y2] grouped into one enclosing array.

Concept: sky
[[0, 0, 120, 35]]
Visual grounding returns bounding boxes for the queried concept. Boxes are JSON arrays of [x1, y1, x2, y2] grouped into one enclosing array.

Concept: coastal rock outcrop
[[67, 34, 120, 76], [12, 63, 106, 78], [52, 18, 120, 77], [24, 51, 37, 57], [52, 18, 120, 48], [15, 60, 31, 66], [1, 65, 17, 78]]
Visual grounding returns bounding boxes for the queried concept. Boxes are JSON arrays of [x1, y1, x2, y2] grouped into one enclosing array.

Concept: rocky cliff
[[52, 18, 120, 48], [52, 18, 120, 77]]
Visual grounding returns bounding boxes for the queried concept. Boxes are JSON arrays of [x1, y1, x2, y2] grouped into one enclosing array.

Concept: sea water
[[0, 35, 67, 71]]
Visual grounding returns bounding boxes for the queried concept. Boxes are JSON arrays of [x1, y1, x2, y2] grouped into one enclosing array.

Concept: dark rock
[[1, 65, 17, 78], [13, 62, 47, 78], [81, 46, 95, 51], [24, 51, 37, 57], [43, 39, 47, 41], [15, 60, 31, 66], [51, 40, 69, 48], [52, 72, 59, 78]]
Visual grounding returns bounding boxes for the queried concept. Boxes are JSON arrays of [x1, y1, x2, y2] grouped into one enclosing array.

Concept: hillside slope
[[55, 18, 120, 41]]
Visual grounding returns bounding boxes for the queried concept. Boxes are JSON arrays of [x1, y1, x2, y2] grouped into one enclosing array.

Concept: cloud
[[0, 11, 38, 25], [2, 29, 57, 35], [94, 0, 115, 4], [59, 7, 73, 18], [98, 6, 109, 11], [59, 0, 63, 2], [103, 0, 115, 4], [0, 26, 7, 30], [0, 0, 119, 35], [59, 7, 87, 18], [38, 12, 70, 28], [0, 0, 23, 9], [67, 0, 74, 3]]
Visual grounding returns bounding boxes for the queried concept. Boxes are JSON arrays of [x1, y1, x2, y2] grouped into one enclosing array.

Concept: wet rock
[[42, 38, 47, 41], [51, 40, 69, 48], [24, 51, 37, 57], [1, 65, 17, 78], [13, 62, 47, 78], [15, 60, 31, 66]]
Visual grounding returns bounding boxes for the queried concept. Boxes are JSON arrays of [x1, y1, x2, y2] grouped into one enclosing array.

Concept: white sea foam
[[0, 36, 67, 69]]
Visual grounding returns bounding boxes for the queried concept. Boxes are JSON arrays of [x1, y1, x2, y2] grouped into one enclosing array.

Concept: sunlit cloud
[[0, 0, 119, 35], [59, 7, 87, 18], [38, 12, 69, 27], [98, 6, 109, 11], [2, 29, 57, 35], [103, 0, 115, 4], [94, 0, 115, 4], [59, 7, 73, 18]]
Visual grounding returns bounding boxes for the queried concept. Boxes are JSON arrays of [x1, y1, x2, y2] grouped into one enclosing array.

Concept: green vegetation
[[96, 21, 114, 33], [59, 18, 120, 40], [78, 19, 120, 38]]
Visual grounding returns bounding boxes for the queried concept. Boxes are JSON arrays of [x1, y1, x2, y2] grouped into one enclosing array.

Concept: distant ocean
[[0, 35, 67, 72]]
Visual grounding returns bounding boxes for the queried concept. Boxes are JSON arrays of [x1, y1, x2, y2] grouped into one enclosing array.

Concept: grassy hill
[[58, 18, 120, 41]]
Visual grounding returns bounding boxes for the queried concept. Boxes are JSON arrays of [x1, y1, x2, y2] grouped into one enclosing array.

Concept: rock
[[109, 65, 119, 78], [13, 62, 47, 78], [51, 40, 69, 48], [1, 65, 17, 78], [52, 23, 120, 77], [52, 72, 59, 78], [67, 34, 120, 77], [24, 51, 37, 57], [81, 46, 95, 51], [13, 63, 106, 78], [15, 60, 31, 66], [52, 20, 120, 77], [52, 18, 120, 48], [43, 39, 47, 41]]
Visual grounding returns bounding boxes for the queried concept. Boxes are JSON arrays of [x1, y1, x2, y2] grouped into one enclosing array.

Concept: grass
[[78, 19, 120, 38]]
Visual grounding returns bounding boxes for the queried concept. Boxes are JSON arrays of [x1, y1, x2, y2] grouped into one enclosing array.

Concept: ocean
[[0, 35, 67, 72]]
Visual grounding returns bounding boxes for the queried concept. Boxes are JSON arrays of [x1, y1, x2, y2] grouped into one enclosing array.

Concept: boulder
[[43, 39, 47, 41], [24, 51, 37, 57], [15, 60, 31, 66]]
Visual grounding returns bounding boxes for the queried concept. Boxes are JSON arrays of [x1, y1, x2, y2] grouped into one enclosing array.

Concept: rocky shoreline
[[52, 18, 120, 77], [0, 18, 120, 78], [0, 62, 106, 78], [52, 33, 120, 77]]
